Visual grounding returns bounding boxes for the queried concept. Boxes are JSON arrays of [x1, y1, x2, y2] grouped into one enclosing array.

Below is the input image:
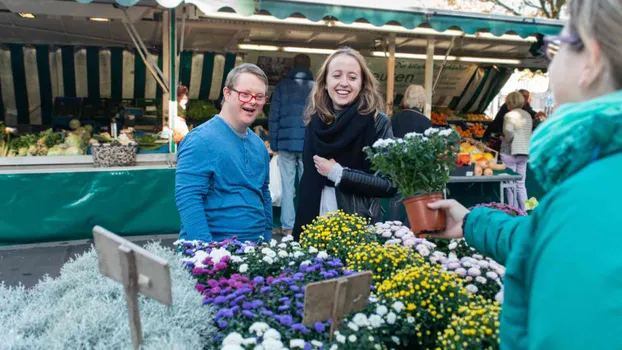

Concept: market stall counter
[[0, 154, 180, 245]]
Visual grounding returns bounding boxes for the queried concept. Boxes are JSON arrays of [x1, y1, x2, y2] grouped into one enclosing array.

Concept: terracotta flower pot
[[403, 192, 446, 235]]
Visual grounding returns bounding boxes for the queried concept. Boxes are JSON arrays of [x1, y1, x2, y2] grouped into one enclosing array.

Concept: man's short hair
[[293, 54, 311, 68], [224, 63, 269, 92], [518, 89, 530, 98]]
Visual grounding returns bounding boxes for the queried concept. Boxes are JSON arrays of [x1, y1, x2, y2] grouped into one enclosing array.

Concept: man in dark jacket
[[484, 89, 540, 139], [269, 54, 315, 235]]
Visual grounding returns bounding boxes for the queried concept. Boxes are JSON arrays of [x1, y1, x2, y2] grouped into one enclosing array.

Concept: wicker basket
[[91, 142, 138, 167]]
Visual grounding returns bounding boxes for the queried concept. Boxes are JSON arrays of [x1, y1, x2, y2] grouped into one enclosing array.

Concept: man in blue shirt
[[269, 54, 315, 236], [175, 64, 272, 243]]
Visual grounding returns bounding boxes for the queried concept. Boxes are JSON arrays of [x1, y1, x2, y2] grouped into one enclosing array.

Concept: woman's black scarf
[[293, 101, 377, 239]]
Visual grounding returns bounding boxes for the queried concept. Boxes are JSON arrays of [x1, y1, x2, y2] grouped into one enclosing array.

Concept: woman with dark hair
[[293, 48, 397, 239]]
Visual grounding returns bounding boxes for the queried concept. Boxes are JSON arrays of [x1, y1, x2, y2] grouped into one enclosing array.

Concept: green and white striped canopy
[[75, 0, 564, 38]]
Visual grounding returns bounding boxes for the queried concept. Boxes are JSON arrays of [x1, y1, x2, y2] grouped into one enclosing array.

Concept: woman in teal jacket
[[429, 0, 622, 348]]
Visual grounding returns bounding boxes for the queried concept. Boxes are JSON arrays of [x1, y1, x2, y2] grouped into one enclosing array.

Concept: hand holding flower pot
[[365, 128, 460, 235]]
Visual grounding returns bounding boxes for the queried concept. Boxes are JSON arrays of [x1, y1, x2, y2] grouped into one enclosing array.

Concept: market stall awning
[[253, 0, 564, 38], [73, 0, 563, 38], [74, 0, 256, 16]]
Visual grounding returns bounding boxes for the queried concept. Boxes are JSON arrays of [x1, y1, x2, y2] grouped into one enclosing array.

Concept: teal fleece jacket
[[464, 152, 622, 349]]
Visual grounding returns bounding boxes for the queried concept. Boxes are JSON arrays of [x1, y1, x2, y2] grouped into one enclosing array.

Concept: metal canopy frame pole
[[385, 34, 396, 116], [168, 8, 177, 154], [424, 39, 435, 118], [120, 9, 169, 92], [433, 36, 457, 93]]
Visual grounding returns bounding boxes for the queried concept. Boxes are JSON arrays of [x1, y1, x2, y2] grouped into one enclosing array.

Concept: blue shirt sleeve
[[175, 132, 214, 241], [262, 152, 273, 241]]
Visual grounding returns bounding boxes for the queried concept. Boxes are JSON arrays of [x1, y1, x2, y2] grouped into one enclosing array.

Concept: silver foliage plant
[[0, 242, 215, 350]]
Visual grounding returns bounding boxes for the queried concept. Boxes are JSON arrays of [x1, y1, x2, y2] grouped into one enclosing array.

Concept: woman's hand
[[313, 155, 336, 177], [427, 200, 470, 239]]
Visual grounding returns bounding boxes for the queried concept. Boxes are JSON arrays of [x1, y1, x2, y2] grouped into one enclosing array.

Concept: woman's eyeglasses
[[230, 88, 267, 104], [543, 34, 584, 60]]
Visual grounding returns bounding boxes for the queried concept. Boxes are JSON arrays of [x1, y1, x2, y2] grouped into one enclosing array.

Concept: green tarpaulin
[[0, 168, 180, 245]]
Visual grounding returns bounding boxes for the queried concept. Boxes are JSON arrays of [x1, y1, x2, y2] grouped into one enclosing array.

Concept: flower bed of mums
[[176, 211, 506, 350]]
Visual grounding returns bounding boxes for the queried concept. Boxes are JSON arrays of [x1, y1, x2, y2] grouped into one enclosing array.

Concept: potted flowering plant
[[364, 128, 460, 234]]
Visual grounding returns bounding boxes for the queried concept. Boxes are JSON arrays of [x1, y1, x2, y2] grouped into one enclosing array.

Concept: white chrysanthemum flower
[[448, 241, 458, 250], [317, 251, 329, 259], [261, 248, 277, 258], [262, 256, 274, 265], [348, 335, 357, 343], [222, 332, 244, 345], [239, 264, 249, 273], [282, 235, 294, 242], [293, 251, 305, 258], [261, 338, 284, 349], [369, 314, 384, 328], [392, 301, 405, 313], [387, 312, 397, 324], [478, 260, 490, 269], [270, 239, 278, 247], [495, 290, 505, 304], [230, 255, 244, 263], [455, 268, 467, 276], [476, 276, 487, 284], [249, 322, 270, 336], [263, 328, 281, 340], [391, 336, 401, 345], [300, 260, 312, 266], [347, 322, 359, 332], [466, 284, 479, 294], [290, 339, 306, 348], [278, 243, 287, 249], [308, 247, 319, 254], [486, 271, 499, 280], [243, 246, 255, 254], [336, 333, 346, 344], [416, 245, 430, 257], [468, 267, 481, 276], [407, 316, 415, 323], [376, 304, 388, 316], [311, 340, 323, 348], [221, 345, 244, 350], [352, 313, 369, 327], [278, 250, 289, 258]]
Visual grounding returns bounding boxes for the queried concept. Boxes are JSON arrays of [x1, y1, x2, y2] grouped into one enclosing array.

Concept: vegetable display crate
[[91, 143, 138, 167]]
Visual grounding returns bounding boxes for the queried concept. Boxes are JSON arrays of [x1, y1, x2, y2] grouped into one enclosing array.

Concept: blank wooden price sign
[[93, 225, 172, 349], [302, 271, 373, 340]]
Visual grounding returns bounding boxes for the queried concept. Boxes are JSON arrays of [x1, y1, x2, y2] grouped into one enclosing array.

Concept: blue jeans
[[278, 151, 303, 230]]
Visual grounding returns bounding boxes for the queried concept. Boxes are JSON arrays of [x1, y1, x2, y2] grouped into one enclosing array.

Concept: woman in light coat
[[500, 91, 532, 210]]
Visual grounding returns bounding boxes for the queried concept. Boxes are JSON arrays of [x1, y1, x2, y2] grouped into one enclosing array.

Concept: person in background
[[175, 64, 272, 243], [391, 84, 432, 138], [293, 48, 397, 240], [429, 0, 622, 347], [484, 89, 537, 139], [173, 85, 190, 144], [269, 54, 315, 236], [500, 91, 532, 211], [388, 84, 432, 224]]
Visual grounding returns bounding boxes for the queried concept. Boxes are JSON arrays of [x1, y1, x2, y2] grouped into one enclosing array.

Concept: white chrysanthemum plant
[[364, 128, 460, 234]]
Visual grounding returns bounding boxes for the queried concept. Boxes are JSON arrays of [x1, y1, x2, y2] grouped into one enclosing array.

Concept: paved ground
[[0, 231, 286, 289]]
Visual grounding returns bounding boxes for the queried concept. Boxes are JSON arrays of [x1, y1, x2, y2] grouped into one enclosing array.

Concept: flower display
[[346, 242, 420, 287], [300, 211, 376, 262], [176, 209, 505, 349], [469, 202, 528, 217], [436, 301, 501, 350], [377, 263, 470, 348]]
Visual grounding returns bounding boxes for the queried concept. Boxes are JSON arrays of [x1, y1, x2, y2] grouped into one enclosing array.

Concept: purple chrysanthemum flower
[[294, 293, 304, 299], [242, 302, 253, 310], [260, 286, 272, 294], [262, 308, 273, 316], [252, 300, 264, 308], [290, 285, 301, 292], [217, 320, 228, 329], [292, 323, 308, 334], [242, 310, 255, 319], [293, 272, 305, 281], [314, 322, 326, 333], [253, 276, 265, 285], [213, 296, 226, 305], [278, 297, 291, 303]]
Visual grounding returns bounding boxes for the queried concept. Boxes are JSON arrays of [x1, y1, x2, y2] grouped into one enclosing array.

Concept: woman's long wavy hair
[[305, 48, 385, 125]]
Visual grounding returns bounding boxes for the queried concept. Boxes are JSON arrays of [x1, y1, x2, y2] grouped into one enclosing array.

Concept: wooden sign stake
[[119, 245, 143, 350], [302, 271, 373, 341], [93, 226, 172, 350]]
